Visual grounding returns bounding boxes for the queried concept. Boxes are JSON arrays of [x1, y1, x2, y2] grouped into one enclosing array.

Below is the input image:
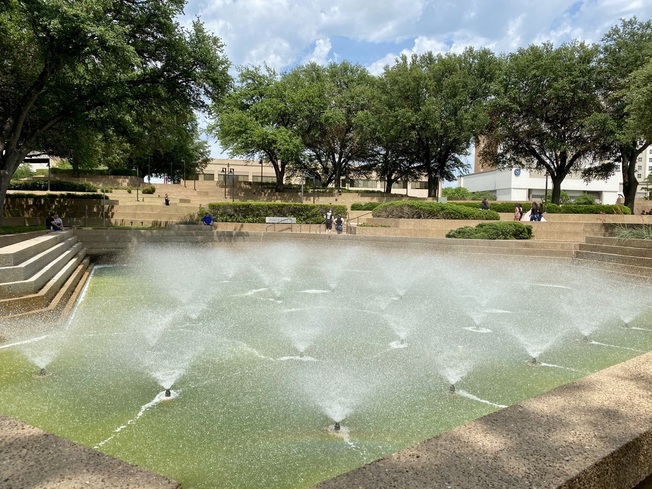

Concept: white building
[[457, 146, 652, 204]]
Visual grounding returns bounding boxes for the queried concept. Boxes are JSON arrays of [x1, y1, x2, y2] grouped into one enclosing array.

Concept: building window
[[351, 179, 378, 189], [637, 174, 642, 179], [411, 181, 429, 189]]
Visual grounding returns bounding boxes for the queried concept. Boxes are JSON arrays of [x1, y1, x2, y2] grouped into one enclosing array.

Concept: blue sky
[[180, 0, 652, 158]]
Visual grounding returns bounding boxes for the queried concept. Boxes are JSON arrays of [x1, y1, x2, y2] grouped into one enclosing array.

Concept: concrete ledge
[[0, 230, 73, 267], [0, 242, 83, 299], [315, 351, 652, 489]]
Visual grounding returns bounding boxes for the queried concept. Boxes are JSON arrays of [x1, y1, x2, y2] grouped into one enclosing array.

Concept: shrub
[[372, 200, 500, 220], [454, 201, 532, 213], [544, 203, 630, 214], [441, 187, 471, 200], [447, 222, 533, 239], [9, 179, 97, 192], [350, 202, 382, 211], [206, 202, 347, 223], [573, 193, 596, 205], [614, 224, 652, 240], [141, 185, 156, 194]]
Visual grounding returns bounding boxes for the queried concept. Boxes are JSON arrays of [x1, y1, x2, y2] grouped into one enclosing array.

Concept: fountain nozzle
[[334, 422, 341, 432], [165, 389, 171, 397], [449, 384, 456, 393], [530, 357, 538, 365], [38, 368, 47, 376]]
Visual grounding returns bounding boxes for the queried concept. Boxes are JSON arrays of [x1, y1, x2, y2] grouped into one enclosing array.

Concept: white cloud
[[182, 0, 652, 156], [302, 38, 334, 65]]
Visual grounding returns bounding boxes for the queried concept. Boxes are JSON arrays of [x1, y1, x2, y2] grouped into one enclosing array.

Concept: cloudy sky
[[180, 0, 652, 157]]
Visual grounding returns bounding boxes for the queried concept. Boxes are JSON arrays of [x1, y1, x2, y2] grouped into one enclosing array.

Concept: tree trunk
[[0, 151, 25, 227], [621, 148, 639, 212], [550, 174, 565, 204], [272, 160, 285, 192]]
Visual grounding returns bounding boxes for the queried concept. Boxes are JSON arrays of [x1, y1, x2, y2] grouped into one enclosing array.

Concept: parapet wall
[[315, 350, 652, 489]]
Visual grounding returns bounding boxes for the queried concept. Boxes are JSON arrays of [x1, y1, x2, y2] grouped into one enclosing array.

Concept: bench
[[265, 217, 296, 224]]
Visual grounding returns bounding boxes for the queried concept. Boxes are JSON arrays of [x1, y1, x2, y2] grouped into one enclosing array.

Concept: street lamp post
[[134, 166, 140, 201], [259, 159, 263, 192], [221, 165, 228, 199], [230, 168, 235, 202], [183, 159, 186, 188], [544, 171, 549, 212]]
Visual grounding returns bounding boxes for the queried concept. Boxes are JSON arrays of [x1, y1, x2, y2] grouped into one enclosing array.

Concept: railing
[[265, 217, 296, 232], [352, 211, 374, 226]]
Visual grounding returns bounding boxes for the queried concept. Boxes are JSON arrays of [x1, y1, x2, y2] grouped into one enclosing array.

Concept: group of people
[[514, 202, 543, 221], [45, 211, 64, 231], [324, 208, 343, 234], [480, 198, 544, 221]]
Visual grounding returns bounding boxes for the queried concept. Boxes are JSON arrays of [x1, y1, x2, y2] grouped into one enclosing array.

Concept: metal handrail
[[265, 217, 296, 232], [352, 210, 374, 226]]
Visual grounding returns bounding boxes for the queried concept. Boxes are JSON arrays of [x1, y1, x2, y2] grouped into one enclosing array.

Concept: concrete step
[[0, 230, 74, 267], [0, 254, 90, 317], [578, 243, 652, 259], [0, 242, 84, 299], [574, 249, 652, 270], [584, 236, 652, 250], [1, 236, 80, 282], [571, 256, 652, 279]]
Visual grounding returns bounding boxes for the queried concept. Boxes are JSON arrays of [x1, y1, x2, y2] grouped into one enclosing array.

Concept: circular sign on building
[[514, 168, 521, 176]]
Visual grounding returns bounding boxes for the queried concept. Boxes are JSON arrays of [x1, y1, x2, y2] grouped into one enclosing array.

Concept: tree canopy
[[0, 0, 231, 223], [485, 41, 613, 204]]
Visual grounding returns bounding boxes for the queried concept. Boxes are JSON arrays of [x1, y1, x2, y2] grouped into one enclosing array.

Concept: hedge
[[350, 202, 382, 211], [9, 180, 97, 192], [446, 222, 533, 240], [544, 203, 631, 214], [206, 202, 348, 224], [371, 200, 500, 220]]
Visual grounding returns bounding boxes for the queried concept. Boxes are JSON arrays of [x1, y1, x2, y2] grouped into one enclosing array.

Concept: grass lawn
[[0, 225, 42, 235]]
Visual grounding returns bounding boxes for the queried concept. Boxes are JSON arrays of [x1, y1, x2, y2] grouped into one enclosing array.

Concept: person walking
[[164, 194, 170, 206]]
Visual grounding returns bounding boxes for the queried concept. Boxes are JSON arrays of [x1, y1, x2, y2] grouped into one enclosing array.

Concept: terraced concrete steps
[[575, 236, 652, 278], [0, 231, 89, 317]]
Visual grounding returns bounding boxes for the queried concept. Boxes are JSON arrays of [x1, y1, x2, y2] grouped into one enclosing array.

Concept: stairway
[[0, 230, 90, 319], [575, 236, 652, 278]]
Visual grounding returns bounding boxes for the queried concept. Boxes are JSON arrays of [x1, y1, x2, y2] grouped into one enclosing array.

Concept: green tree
[[210, 65, 304, 191], [600, 18, 652, 211], [442, 187, 472, 200], [0, 0, 231, 224], [287, 61, 375, 188], [357, 72, 421, 193], [381, 48, 497, 198], [486, 41, 613, 204]]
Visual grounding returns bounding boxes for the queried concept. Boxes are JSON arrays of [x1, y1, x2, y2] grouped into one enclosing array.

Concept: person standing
[[164, 194, 170, 206], [514, 203, 523, 221], [324, 208, 333, 233]]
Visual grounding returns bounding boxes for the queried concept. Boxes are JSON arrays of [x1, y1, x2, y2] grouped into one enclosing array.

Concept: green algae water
[[1, 241, 651, 488]]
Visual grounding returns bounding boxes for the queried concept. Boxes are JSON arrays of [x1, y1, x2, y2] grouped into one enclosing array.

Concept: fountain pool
[[0, 240, 651, 488]]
